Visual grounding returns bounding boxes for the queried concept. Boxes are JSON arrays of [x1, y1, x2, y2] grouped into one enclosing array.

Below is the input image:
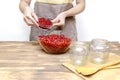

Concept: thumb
[[53, 22, 64, 27], [51, 18, 59, 23]]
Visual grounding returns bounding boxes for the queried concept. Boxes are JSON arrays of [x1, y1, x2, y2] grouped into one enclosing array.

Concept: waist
[[36, 0, 72, 4]]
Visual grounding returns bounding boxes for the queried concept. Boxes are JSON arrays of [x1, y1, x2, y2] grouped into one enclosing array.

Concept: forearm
[[19, 0, 31, 14], [63, 0, 85, 17]]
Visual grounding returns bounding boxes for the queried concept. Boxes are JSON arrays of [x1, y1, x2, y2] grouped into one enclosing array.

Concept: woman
[[19, 0, 85, 41]]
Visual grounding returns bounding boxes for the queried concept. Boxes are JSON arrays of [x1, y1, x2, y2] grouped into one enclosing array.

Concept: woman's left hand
[[52, 12, 66, 27]]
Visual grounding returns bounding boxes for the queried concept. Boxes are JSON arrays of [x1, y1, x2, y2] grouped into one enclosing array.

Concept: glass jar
[[89, 39, 109, 64], [69, 42, 89, 66]]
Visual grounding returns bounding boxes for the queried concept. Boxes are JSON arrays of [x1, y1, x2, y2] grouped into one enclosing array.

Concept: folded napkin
[[63, 53, 120, 80]]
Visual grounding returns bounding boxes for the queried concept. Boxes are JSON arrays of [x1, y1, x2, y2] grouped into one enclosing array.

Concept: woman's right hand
[[23, 7, 39, 27]]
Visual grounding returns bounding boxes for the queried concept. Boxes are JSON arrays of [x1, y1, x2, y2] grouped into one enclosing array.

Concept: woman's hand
[[23, 7, 39, 27], [52, 12, 66, 27]]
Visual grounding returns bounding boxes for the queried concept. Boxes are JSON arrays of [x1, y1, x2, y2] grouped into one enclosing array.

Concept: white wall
[[0, 0, 120, 41], [76, 0, 120, 41], [0, 0, 32, 41]]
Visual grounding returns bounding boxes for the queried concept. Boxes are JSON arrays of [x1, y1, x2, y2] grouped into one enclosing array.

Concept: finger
[[54, 20, 64, 26], [24, 17, 34, 26], [31, 12, 39, 22], [26, 15, 39, 27], [24, 17, 38, 27], [31, 12, 39, 27]]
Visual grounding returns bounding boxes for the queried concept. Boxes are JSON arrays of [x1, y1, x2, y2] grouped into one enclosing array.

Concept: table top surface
[[0, 41, 119, 80]]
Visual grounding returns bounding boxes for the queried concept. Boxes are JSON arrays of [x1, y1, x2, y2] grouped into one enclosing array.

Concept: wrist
[[23, 6, 29, 14], [60, 12, 67, 18]]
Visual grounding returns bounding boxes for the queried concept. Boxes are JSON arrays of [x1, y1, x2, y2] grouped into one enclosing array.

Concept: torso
[[30, 0, 78, 41], [36, 0, 72, 4]]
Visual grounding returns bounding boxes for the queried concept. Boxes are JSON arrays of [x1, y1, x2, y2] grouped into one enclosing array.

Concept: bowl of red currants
[[38, 34, 72, 54], [38, 17, 53, 29]]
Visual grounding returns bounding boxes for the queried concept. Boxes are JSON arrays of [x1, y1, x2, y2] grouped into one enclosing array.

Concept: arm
[[19, 0, 31, 13], [19, 0, 39, 27], [52, 0, 85, 26], [63, 0, 85, 17]]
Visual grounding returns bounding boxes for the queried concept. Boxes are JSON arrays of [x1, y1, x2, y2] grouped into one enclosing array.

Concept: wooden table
[[0, 41, 119, 80]]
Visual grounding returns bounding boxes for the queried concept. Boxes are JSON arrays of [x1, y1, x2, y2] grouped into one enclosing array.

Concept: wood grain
[[0, 41, 119, 80], [0, 41, 83, 80]]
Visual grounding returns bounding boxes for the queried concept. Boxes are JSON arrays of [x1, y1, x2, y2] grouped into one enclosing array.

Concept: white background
[[0, 0, 120, 41]]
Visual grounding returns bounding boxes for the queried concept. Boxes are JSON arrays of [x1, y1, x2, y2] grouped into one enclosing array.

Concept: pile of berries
[[38, 17, 53, 29], [38, 34, 71, 54]]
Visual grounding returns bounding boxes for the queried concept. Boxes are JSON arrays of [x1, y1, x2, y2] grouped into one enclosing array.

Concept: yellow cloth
[[63, 53, 120, 80], [36, 0, 72, 4]]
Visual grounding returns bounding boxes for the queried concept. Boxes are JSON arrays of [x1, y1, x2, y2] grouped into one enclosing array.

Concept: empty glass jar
[[89, 39, 109, 64], [69, 42, 89, 66]]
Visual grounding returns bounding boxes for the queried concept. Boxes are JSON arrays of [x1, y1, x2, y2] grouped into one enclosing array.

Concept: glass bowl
[[38, 34, 72, 54]]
